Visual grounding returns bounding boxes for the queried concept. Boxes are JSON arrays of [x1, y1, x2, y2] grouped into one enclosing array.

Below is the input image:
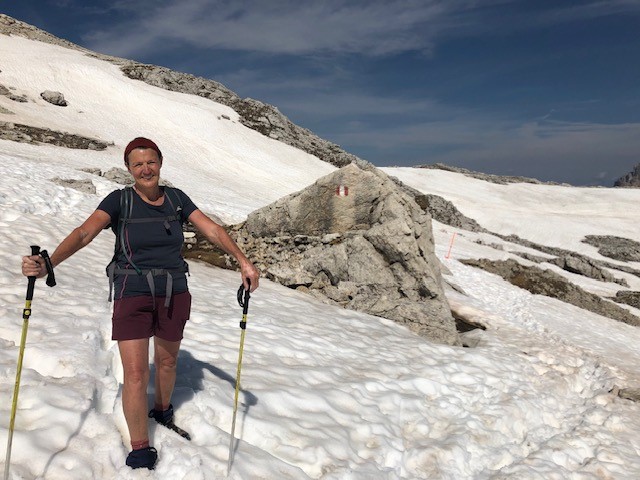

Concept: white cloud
[[83, 0, 461, 58]]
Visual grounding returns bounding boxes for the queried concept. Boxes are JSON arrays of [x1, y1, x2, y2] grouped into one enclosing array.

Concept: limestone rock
[[0, 121, 109, 150], [51, 178, 96, 194], [40, 90, 68, 106], [233, 164, 459, 345], [462, 258, 640, 326], [582, 235, 640, 262], [549, 254, 627, 286]]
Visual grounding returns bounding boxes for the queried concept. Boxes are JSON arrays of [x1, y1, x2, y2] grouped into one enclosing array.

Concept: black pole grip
[[242, 280, 251, 316], [40, 250, 56, 287], [237, 279, 251, 325], [26, 245, 40, 301]]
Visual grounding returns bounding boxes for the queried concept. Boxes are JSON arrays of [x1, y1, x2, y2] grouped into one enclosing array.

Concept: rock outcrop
[[193, 164, 459, 345], [462, 258, 640, 326], [51, 177, 96, 194], [614, 163, 640, 188], [40, 90, 68, 106], [0, 83, 28, 102], [118, 64, 364, 169], [0, 121, 110, 150], [582, 235, 640, 263], [613, 291, 640, 309], [548, 254, 628, 286]]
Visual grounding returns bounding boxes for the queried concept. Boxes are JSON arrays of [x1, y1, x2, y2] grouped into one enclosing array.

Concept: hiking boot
[[126, 447, 158, 470], [149, 404, 174, 425], [148, 403, 191, 440]]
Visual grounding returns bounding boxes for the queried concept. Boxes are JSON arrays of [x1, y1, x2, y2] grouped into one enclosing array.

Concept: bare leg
[[154, 337, 181, 410], [119, 338, 151, 445]]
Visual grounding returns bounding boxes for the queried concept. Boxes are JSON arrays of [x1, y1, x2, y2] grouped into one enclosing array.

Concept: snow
[[1, 34, 640, 479]]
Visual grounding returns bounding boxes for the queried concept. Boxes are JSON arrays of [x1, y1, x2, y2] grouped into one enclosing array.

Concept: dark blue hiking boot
[[149, 404, 174, 425], [149, 404, 192, 440], [126, 447, 158, 470]]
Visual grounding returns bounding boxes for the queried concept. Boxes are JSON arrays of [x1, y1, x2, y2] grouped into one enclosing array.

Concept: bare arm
[[188, 209, 259, 292], [21, 209, 111, 278]]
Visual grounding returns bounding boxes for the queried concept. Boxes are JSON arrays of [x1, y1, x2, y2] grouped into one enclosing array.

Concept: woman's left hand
[[240, 262, 260, 292]]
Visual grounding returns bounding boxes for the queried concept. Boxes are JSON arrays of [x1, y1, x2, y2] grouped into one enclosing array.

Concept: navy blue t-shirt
[[98, 187, 198, 299]]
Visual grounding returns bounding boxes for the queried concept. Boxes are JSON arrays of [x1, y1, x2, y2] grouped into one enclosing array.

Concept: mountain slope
[[0, 13, 363, 170]]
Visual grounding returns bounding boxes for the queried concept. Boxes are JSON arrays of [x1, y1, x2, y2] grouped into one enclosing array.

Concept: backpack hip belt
[[107, 263, 189, 308]]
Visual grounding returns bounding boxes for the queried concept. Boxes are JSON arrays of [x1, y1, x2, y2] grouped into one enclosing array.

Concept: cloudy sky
[[2, 1, 640, 186]]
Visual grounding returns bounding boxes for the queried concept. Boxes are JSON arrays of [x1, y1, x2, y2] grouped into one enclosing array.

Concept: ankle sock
[[131, 439, 149, 450], [149, 404, 174, 425]]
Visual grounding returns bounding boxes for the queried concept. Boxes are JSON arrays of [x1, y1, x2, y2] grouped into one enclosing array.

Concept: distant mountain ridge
[[416, 163, 567, 186]]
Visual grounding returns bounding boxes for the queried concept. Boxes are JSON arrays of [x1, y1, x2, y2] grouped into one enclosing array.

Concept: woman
[[21, 137, 259, 470]]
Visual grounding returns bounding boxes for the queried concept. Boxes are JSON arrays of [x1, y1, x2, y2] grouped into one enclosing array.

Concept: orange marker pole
[[445, 233, 457, 259]]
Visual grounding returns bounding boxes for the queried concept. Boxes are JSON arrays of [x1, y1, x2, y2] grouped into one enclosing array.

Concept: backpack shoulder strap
[[163, 186, 184, 222], [116, 186, 141, 272], [120, 186, 134, 225]]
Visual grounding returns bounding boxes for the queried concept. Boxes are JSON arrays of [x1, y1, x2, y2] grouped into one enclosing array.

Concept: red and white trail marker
[[336, 185, 349, 196], [445, 232, 457, 259]]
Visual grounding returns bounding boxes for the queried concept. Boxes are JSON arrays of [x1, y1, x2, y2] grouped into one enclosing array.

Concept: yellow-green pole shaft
[[227, 319, 247, 475], [4, 301, 32, 480], [5, 246, 39, 480]]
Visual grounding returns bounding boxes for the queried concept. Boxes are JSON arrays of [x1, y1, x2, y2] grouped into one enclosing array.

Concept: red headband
[[124, 137, 162, 164]]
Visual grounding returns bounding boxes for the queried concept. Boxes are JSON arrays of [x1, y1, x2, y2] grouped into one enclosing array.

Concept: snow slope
[[1, 33, 640, 480]]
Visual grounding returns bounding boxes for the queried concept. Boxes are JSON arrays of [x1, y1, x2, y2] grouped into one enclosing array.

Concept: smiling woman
[[20, 136, 260, 470]]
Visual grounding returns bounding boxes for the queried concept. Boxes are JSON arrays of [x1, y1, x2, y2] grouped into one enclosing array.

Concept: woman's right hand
[[21, 255, 46, 278]]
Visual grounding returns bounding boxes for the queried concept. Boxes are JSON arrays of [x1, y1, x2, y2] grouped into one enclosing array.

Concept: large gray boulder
[[231, 163, 459, 345]]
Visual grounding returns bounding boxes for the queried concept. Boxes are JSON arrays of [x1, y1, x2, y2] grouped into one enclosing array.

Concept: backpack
[[106, 186, 188, 307]]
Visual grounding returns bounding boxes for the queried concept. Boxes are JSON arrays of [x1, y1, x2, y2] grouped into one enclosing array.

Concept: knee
[[124, 364, 150, 387], [156, 355, 178, 372]]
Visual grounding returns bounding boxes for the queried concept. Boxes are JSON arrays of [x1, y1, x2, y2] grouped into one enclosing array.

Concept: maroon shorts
[[112, 291, 192, 341]]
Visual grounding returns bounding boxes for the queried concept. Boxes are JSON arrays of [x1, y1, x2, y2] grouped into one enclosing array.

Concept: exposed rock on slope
[[0, 121, 110, 150], [40, 90, 67, 106], [119, 64, 363, 168], [406, 188, 487, 233], [462, 258, 640, 326], [498, 234, 640, 279], [1, 13, 365, 169], [188, 164, 459, 345], [582, 235, 640, 263], [613, 291, 640, 309]]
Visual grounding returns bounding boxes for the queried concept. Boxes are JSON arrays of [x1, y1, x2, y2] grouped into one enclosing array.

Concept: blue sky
[[2, 1, 640, 186]]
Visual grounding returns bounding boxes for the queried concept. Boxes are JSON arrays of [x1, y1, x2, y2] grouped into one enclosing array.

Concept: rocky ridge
[[614, 163, 640, 188], [416, 163, 567, 186], [0, 14, 364, 169]]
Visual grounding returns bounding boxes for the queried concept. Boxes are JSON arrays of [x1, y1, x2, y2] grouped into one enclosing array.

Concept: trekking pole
[[227, 279, 251, 476], [4, 246, 55, 480]]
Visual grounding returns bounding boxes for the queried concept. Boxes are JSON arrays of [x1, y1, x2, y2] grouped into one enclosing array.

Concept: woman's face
[[127, 148, 162, 188]]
